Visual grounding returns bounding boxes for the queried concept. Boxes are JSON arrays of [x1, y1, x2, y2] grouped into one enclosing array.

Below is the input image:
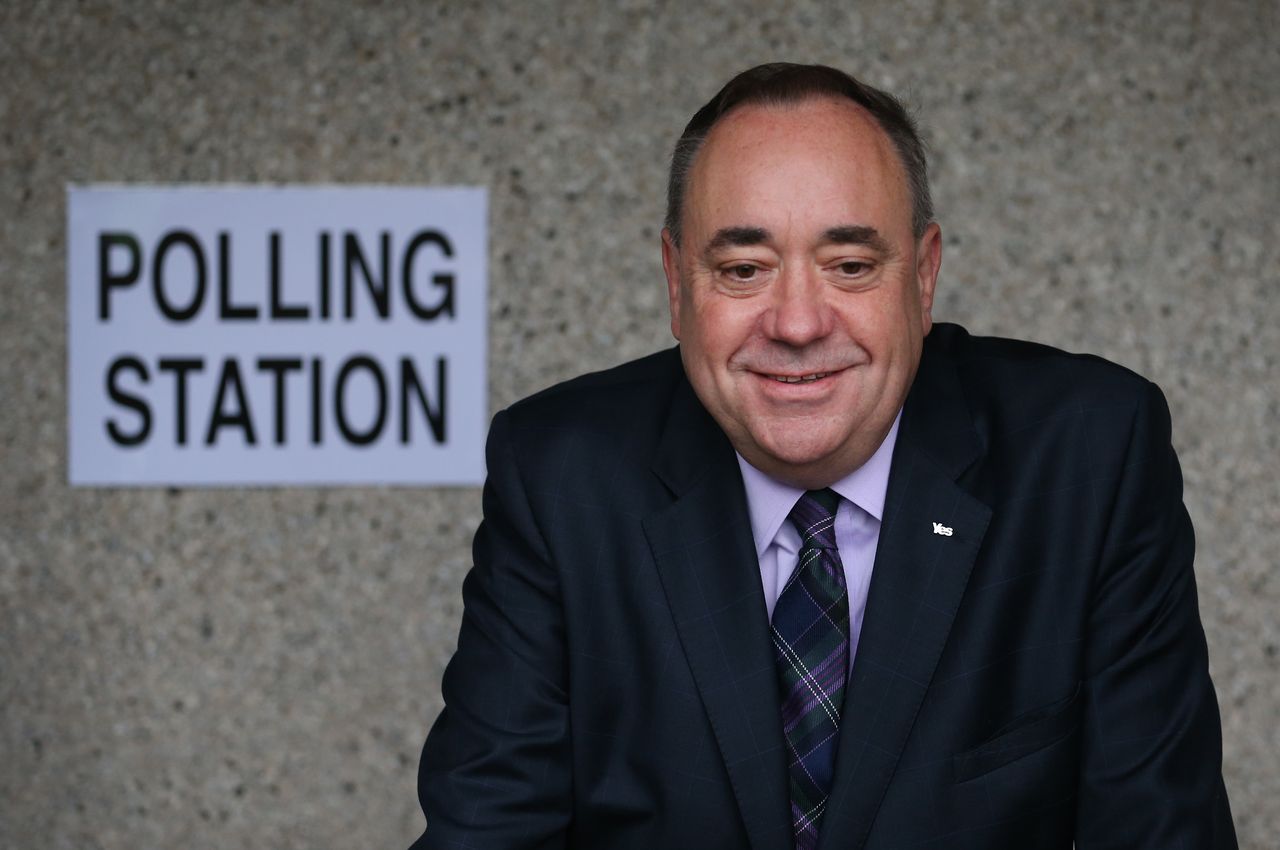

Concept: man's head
[[661, 64, 942, 489]]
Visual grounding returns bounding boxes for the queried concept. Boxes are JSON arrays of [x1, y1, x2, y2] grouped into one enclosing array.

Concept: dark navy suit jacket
[[411, 323, 1236, 849]]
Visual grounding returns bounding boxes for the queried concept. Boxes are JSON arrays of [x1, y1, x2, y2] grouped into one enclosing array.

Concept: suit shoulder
[[930, 323, 1155, 412], [494, 347, 681, 450]]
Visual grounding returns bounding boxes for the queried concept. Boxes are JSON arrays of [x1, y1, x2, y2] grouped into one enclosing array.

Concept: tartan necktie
[[772, 488, 850, 850]]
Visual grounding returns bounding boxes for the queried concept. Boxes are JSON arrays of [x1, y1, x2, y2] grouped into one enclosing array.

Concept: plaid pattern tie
[[772, 488, 849, 850]]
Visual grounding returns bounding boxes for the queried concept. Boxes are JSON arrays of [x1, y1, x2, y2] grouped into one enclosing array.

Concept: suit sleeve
[[410, 409, 572, 850], [1075, 380, 1237, 848]]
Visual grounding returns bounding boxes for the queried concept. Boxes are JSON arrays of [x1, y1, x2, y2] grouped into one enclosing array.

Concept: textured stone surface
[[1, 1, 1276, 847]]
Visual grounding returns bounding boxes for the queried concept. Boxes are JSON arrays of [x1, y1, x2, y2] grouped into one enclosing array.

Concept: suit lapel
[[642, 376, 794, 850], [817, 337, 993, 850]]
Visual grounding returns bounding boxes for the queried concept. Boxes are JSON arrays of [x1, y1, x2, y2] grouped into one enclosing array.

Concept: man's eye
[[838, 261, 870, 275], [727, 264, 758, 280]]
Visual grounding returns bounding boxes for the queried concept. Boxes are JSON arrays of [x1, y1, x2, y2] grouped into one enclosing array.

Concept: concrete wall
[[2, 1, 1275, 847]]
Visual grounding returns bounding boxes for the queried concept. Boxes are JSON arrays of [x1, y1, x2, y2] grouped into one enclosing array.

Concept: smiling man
[[410, 64, 1235, 850]]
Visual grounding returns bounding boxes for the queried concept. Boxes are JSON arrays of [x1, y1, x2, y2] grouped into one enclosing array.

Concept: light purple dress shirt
[[735, 411, 901, 670]]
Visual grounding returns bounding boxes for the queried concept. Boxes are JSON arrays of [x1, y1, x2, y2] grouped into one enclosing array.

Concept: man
[[410, 64, 1236, 849]]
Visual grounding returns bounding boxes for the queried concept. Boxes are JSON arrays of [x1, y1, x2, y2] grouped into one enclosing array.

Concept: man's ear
[[915, 222, 942, 335], [661, 227, 682, 341]]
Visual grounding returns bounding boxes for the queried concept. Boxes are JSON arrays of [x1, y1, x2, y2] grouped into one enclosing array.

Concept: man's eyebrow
[[821, 225, 894, 255], [705, 226, 771, 252], [703, 224, 897, 256]]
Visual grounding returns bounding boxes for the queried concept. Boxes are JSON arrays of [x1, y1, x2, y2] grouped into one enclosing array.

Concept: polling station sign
[[67, 185, 487, 486]]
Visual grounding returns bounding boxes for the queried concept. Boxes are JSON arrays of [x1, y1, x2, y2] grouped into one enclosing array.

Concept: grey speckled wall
[[1, 1, 1276, 847]]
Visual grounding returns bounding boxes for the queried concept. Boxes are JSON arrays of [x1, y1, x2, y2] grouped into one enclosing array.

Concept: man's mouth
[[768, 371, 834, 383]]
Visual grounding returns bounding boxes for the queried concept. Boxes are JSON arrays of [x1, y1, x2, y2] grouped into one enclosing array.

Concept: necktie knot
[[788, 488, 841, 550]]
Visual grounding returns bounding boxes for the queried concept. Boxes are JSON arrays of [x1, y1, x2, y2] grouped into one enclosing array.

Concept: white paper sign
[[67, 185, 487, 487]]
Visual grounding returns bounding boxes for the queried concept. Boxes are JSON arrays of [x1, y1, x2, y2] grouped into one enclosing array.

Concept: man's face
[[662, 96, 942, 488]]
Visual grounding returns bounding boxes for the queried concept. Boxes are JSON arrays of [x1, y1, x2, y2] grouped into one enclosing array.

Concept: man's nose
[[762, 265, 832, 346]]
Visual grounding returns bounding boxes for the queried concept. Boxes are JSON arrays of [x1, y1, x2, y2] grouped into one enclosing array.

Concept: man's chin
[[743, 433, 848, 482]]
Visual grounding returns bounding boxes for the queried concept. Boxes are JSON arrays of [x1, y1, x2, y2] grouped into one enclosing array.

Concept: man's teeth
[[772, 372, 830, 383]]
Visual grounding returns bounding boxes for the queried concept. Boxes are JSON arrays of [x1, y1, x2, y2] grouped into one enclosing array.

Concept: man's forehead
[[683, 97, 912, 242]]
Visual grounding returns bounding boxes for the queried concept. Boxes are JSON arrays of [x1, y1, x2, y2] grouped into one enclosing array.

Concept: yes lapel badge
[[932, 522, 953, 536]]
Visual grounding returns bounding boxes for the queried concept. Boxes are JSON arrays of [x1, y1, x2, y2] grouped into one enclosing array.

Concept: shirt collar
[[735, 410, 901, 557]]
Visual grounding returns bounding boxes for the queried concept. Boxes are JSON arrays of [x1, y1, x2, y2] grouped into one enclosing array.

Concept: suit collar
[[899, 326, 984, 481], [649, 371, 728, 497]]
